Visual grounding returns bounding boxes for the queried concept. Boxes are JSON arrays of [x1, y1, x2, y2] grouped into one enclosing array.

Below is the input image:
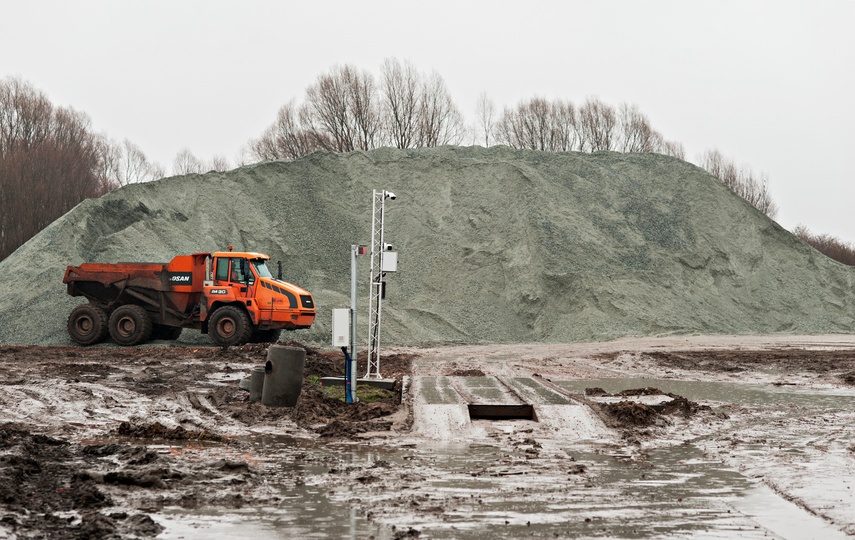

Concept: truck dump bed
[[63, 253, 208, 317]]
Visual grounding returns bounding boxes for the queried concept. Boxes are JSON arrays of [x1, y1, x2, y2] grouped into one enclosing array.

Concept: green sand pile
[[1, 146, 852, 346]]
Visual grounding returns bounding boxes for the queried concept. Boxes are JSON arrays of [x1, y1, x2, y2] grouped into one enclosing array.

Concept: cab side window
[[228, 258, 255, 285], [215, 258, 230, 281]]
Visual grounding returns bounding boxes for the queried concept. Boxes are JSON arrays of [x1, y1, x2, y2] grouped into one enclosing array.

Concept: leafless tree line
[[0, 78, 164, 260], [250, 60, 465, 160], [793, 225, 855, 267], [1, 66, 785, 261], [171, 148, 231, 176], [489, 96, 686, 158], [698, 149, 778, 218]]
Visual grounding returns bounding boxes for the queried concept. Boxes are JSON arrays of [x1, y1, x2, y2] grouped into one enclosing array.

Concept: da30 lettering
[[209, 289, 228, 295]]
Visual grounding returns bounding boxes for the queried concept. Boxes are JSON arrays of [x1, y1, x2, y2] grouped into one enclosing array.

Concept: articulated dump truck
[[63, 250, 316, 347]]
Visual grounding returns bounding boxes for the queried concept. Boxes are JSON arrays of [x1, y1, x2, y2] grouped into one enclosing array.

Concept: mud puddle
[[153, 438, 844, 539], [152, 434, 395, 539], [148, 430, 843, 539], [556, 377, 855, 410]]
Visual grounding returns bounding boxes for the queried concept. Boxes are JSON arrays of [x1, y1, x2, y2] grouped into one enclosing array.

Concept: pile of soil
[[586, 387, 711, 428], [2, 147, 854, 348]]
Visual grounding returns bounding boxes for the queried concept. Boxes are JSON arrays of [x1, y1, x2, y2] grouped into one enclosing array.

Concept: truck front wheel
[[209, 306, 252, 347], [109, 305, 153, 346], [67, 304, 109, 346]]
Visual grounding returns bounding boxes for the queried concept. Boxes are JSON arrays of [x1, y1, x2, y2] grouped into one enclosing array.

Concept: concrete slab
[[504, 377, 574, 405], [417, 376, 465, 405]]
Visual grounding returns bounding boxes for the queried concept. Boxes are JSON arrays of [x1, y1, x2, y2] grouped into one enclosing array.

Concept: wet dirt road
[[1, 335, 854, 539]]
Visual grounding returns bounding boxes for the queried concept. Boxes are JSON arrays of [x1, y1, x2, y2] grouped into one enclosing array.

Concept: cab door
[[213, 257, 253, 299]]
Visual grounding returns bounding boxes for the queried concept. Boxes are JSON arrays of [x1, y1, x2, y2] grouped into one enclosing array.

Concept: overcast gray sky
[[2, 1, 853, 241]]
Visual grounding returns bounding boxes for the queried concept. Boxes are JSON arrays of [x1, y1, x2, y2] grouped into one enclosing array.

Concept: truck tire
[[209, 306, 253, 347], [67, 304, 109, 346], [250, 329, 282, 344], [152, 324, 183, 341], [109, 305, 153, 346]]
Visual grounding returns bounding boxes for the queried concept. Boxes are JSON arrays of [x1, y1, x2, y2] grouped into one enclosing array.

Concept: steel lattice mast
[[366, 189, 393, 379]]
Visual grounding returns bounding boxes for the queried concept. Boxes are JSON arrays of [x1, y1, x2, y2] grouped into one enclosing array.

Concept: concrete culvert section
[[2, 146, 855, 347], [261, 345, 306, 407]]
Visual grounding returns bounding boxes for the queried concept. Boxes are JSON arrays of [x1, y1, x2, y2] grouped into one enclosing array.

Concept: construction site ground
[[1, 335, 854, 539]]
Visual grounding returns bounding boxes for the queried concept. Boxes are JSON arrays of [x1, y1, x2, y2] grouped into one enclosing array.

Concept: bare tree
[[474, 92, 496, 147], [304, 65, 381, 152], [305, 67, 353, 152], [659, 140, 686, 160], [551, 99, 579, 151], [699, 149, 778, 218], [380, 58, 420, 148], [249, 101, 323, 161], [210, 154, 230, 172], [617, 103, 660, 153], [99, 138, 164, 187], [172, 148, 205, 175], [578, 97, 617, 152], [417, 72, 465, 147], [494, 97, 579, 152]]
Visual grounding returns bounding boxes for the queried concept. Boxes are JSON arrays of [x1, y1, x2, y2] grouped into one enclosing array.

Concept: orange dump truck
[[63, 250, 316, 347]]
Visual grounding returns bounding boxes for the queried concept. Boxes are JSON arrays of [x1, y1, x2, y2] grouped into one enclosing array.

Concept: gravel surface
[[2, 146, 854, 346]]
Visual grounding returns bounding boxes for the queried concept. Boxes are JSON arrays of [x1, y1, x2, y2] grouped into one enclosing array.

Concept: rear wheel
[[209, 306, 252, 347], [67, 304, 109, 346], [108, 305, 153, 346]]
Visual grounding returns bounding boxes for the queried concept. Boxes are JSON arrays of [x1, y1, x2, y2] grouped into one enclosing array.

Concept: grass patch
[[312, 379, 396, 403]]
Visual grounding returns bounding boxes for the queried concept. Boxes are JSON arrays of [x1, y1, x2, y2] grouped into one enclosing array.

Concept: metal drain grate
[[468, 404, 537, 421]]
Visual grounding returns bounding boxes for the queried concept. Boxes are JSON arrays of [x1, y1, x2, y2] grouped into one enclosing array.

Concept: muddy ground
[[1, 335, 854, 538]]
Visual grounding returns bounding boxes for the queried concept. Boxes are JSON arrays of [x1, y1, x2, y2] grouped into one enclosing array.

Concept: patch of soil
[[448, 369, 486, 377], [114, 421, 225, 442], [640, 349, 855, 376], [0, 423, 164, 539], [289, 386, 398, 437]]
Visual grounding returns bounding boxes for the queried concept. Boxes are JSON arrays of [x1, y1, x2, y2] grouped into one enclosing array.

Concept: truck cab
[[202, 251, 316, 345]]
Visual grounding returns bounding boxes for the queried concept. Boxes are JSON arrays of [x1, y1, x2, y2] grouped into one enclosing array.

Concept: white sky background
[[2, 1, 853, 241]]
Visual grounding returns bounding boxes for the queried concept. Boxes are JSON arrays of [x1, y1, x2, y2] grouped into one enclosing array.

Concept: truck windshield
[[251, 260, 273, 279]]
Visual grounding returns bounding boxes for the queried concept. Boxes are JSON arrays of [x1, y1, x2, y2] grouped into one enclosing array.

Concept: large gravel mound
[[1, 146, 854, 346]]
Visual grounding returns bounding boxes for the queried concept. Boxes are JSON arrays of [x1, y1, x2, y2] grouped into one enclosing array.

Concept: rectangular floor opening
[[468, 404, 537, 421]]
